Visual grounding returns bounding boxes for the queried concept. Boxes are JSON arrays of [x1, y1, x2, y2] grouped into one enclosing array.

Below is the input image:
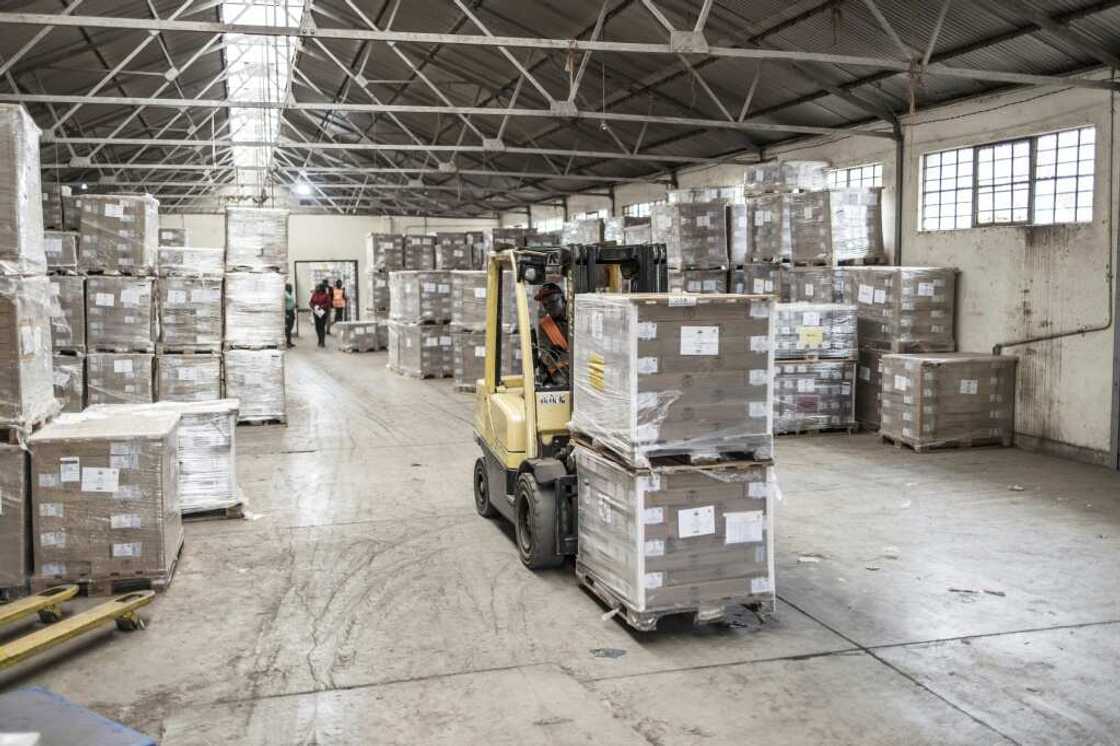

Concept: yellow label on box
[[798, 327, 825, 348]]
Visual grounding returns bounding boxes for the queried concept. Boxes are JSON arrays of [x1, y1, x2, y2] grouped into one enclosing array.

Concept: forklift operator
[[534, 282, 569, 387]]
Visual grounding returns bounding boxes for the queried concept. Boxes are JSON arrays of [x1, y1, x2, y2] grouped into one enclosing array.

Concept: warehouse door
[[294, 260, 359, 336]]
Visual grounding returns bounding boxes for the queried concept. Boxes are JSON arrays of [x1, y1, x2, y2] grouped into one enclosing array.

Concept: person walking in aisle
[[331, 279, 348, 327], [310, 282, 332, 348], [284, 283, 296, 348]]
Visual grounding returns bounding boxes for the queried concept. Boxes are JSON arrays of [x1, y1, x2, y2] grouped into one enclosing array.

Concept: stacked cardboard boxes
[[79, 195, 158, 275], [387, 271, 453, 378], [435, 233, 474, 270], [561, 219, 604, 246], [404, 235, 436, 270], [771, 302, 857, 434], [604, 216, 649, 244], [41, 182, 69, 230], [157, 245, 223, 402], [44, 230, 79, 273], [0, 444, 29, 590], [335, 320, 384, 352], [652, 202, 729, 294], [449, 270, 518, 390], [365, 233, 404, 319]]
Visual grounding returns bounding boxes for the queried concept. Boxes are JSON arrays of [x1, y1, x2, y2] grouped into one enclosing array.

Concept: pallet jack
[[0, 586, 154, 672]]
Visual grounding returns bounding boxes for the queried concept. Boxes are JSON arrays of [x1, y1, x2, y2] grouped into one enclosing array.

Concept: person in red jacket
[[309, 282, 332, 348]]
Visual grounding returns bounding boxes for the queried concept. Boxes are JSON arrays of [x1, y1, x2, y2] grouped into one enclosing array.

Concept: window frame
[[827, 162, 883, 190], [972, 137, 1034, 228]]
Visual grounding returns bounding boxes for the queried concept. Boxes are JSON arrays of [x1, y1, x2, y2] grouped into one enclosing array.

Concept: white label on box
[[637, 321, 658, 340], [725, 511, 765, 544], [589, 311, 603, 339], [167, 290, 187, 305], [750, 576, 771, 594], [192, 289, 220, 304], [702, 280, 718, 292], [110, 453, 138, 470], [40, 503, 64, 518], [803, 283, 815, 298], [637, 357, 659, 375], [41, 531, 66, 547], [750, 335, 770, 352], [112, 542, 142, 558], [422, 282, 436, 293], [894, 375, 909, 391], [60, 457, 80, 483], [177, 368, 196, 381], [46, 237, 63, 255], [858, 284, 874, 304], [639, 474, 662, 493], [39, 473, 60, 488], [918, 282, 935, 297], [641, 507, 664, 525], [120, 287, 142, 306], [680, 326, 719, 356], [81, 467, 119, 493], [42, 562, 66, 576], [696, 214, 710, 228], [438, 284, 450, 293], [750, 301, 770, 319], [114, 359, 133, 374], [678, 505, 716, 538], [960, 379, 979, 395], [803, 206, 814, 220], [111, 513, 142, 529], [667, 295, 696, 307], [440, 336, 451, 346], [473, 287, 487, 299], [474, 345, 486, 358], [105, 203, 124, 218], [752, 279, 767, 294], [423, 337, 439, 348], [19, 327, 35, 354], [802, 311, 821, 327], [749, 401, 768, 418], [859, 366, 871, 382], [873, 289, 887, 304], [797, 378, 816, 393], [749, 369, 769, 386], [95, 292, 115, 307], [748, 481, 769, 498], [643, 572, 664, 589], [644, 539, 665, 557]]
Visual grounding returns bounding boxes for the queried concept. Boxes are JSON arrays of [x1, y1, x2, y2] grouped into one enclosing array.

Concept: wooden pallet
[[880, 432, 1012, 453], [237, 416, 287, 426], [837, 255, 888, 266], [81, 269, 155, 277], [453, 383, 477, 393], [90, 346, 155, 355], [156, 346, 222, 355], [223, 344, 283, 352], [387, 364, 450, 380], [1, 411, 56, 446], [571, 432, 773, 469], [0, 583, 30, 604], [339, 346, 384, 353], [30, 535, 184, 597], [183, 502, 244, 522], [865, 340, 958, 354], [52, 348, 85, 357], [776, 424, 859, 436]]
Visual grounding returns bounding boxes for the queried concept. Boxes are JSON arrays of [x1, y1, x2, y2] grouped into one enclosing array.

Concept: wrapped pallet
[[667, 186, 743, 204], [44, 230, 79, 273], [366, 233, 404, 273], [223, 272, 285, 349], [727, 203, 751, 266], [0, 276, 59, 429], [86, 276, 156, 352], [158, 246, 224, 277], [87, 352, 155, 405], [750, 192, 832, 264], [78, 194, 158, 274], [856, 348, 884, 430], [651, 203, 728, 269], [158, 227, 188, 247], [571, 294, 774, 467], [366, 272, 391, 318], [225, 207, 288, 272], [62, 194, 82, 232], [389, 270, 452, 324], [773, 360, 856, 434], [403, 235, 435, 270], [42, 182, 69, 231], [48, 275, 85, 352], [487, 227, 531, 251], [223, 349, 285, 423], [159, 276, 222, 352], [773, 303, 857, 360], [157, 354, 222, 402], [880, 353, 1016, 450], [52, 353, 85, 413], [786, 267, 855, 304], [29, 408, 183, 587], [605, 217, 648, 244], [450, 270, 516, 331], [575, 446, 774, 622], [0, 444, 28, 590], [668, 268, 728, 294], [435, 233, 473, 270], [730, 264, 786, 299], [387, 322, 452, 378], [561, 219, 603, 246], [744, 160, 828, 194], [451, 329, 522, 390], [0, 104, 46, 277], [849, 267, 957, 352], [830, 188, 885, 263], [335, 321, 383, 352], [622, 222, 652, 245]]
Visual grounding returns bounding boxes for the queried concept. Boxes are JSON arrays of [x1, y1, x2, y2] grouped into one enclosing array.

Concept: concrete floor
[[2, 339, 1119, 745]]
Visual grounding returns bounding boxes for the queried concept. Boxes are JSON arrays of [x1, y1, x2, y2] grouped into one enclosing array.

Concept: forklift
[[472, 243, 667, 568]]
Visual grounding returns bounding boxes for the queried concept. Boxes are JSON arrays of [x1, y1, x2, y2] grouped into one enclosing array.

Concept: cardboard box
[[856, 347, 884, 430], [366, 271, 391, 318], [451, 270, 516, 331], [366, 233, 404, 273], [575, 446, 773, 614], [730, 264, 787, 299], [727, 204, 751, 266], [744, 160, 828, 194], [605, 217, 649, 244], [61, 194, 82, 232], [786, 267, 855, 304], [451, 329, 522, 389], [87, 352, 155, 405], [157, 354, 221, 402], [773, 360, 856, 433], [651, 203, 728, 269], [160, 276, 222, 351], [388, 322, 452, 378], [85, 276, 157, 352], [830, 188, 885, 263], [0, 105, 46, 277], [335, 321, 383, 352], [223, 272, 285, 349], [389, 270, 453, 324], [0, 276, 59, 429], [42, 182, 69, 231], [403, 235, 436, 270], [157, 246, 224, 277], [668, 268, 728, 294], [29, 408, 182, 583], [749, 192, 832, 264], [0, 444, 29, 588], [622, 222, 653, 245], [562, 219, 604, 246], [571, 294, 774, 467], [78, 195, 158, 274], [225, 207, 288, 273], [667, 186, 743, 204], [158, 227, 188, 247], [223, 349, 285, 423], [44, 230, 79, 273], [847, 267, 957, 352], [435, 232, 473, 270], [772, 303, 857, 360], [48, 275, 85, 352], [487, 228, 532, 251], [52, 353, 84, 413]]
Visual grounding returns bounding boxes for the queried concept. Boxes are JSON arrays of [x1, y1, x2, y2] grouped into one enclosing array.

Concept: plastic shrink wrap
[[651, 203, 728, 269], [729, 264, 787, 299], [225, 207, 288, 272], [389, 270, 452, 323], [435, 233, 473, 270], [29, 408, 182, 584], [157, 354, 222, 402], [52, 353, 85, 413], [744, 160, 828, 194], [450, 270, 516, 331], [570, 294, 774, 468], [403, 235, 436, 270], [0, 444, 29, 588], [223, 349, 285, 423], [773, 360, 856, 433], [87, 353, 155, 405], [829, 188, 885, 263], [79, 195, 158, 274], [604, 217, 649, 244], [0, 104, 46, 276], [335, 321, 383, 351], [575, 446, 774, 613], [786, 267, 855, 304], [387, 322, 452, 378], [451, 329, 522, 389], [85, 276, 156, 352], [749, 192, 832, 264], [848, 267, 957, 352], [772, 303, 857, 360], [622, 222, 653, 245], [158, 227, 188, 247], [856, 348, 884, 429], [667, 186, 743, 204], [727, 204, 750, 266], [49, 275, 86, 352], [159, 276, 222, 351], [366, 233, 404, 274], [61, 194, 82, 232], [561, 219, 604, 246], [487, 228, 531, 251], [158, 246, 224, 277], [44, 230, 79, 273], [668, 268, 728, 294], [223, 272, 284, 349], [42, 182, 69, 230], [0, 276, 59, 428]]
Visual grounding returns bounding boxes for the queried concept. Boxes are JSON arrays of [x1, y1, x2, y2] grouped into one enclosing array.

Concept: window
[[534, 216, 564, 233], [921, 126, 1095, 231], [827, 163, 883, 189], [575, 208, 609, 221], [623, 200, 666, 218]]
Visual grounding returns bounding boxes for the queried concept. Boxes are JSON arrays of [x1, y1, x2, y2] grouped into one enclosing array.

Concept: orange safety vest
[[331, 287, 346, 308], [540, 315, 568, 350]]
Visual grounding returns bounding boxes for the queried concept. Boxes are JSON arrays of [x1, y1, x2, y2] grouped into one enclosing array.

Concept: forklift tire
[[515, 473, 564, 570], [473, 458, 498, 518]]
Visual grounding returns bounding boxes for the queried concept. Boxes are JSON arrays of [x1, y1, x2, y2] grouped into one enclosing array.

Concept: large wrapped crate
[[651, 203, 728, 269], [773, 360, 856, 434], [223, 272, 284, 349], [44, 230, 79, 273], [730, 264, 786, 299], [335, 321, 383, 352], [389, 270, 452, 324], [667, 186, 743, 204], [435, 233, 473, 270], [773, 303, 857, 360], [574, 446, 774, 620], [89, 400, 239, 516], [571, 294, 774, 467], [225, 207, 288, 273], [157, 246, 224, 277], [451, 329, 522, 390], [623, 222, 652, 245], [786, 267, 855, 304], [0, 276, 59, 429], [0, 105, 46, 276], [87, 352, 155, 405], [61, 194, 82, 232], [403, 235, 436, 270], [830, 188, 885, 263], [387, 322, 452, 378], [849, 267, 957, 352], [365, 271, 391, 318], [29, 408, 182, 587], [0, 444, 29, 589], [48, 275, 86, 353], [562, 219, 603, 246], [157, 354, 222, 402], [450, 270, 516, 331], [78, 194, 158, 275], [159, 276, 222, 352], [727, 204, 751, 266], [52, 353, 85, 413], [856, 348, 884, 430], [366, 233, 405, 273], [488, 228, 531, 251], [749, 192, 832, 264], [158, 227, 188, 247], [223, 349, 285, 423], [880, 353, 1017, 450], [86, 276, 156, 352], [42, 182, 69, 231], [744, 160, 828, 194], [605, 217, 648, 244], [668, 268, 728, 294]]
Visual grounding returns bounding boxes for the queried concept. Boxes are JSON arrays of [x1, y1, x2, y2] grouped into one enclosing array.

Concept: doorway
[[293, 259, 360, 337]]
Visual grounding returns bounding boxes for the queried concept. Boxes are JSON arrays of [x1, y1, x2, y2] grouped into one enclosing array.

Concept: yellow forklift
[[472, 244, 667, 568]]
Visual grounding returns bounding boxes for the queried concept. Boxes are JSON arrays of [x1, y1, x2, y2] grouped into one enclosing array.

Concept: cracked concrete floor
[[2, 342, 1119, 745]]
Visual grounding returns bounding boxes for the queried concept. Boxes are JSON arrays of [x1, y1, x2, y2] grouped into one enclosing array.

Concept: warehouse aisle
[[2, 344, 1119, 744]]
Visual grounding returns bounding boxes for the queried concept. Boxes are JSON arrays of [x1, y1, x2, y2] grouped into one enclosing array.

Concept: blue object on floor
[[0, 688, 155, 746]]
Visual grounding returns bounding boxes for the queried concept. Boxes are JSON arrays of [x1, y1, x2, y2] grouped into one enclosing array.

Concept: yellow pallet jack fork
[[0, 585, 155, 672]]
